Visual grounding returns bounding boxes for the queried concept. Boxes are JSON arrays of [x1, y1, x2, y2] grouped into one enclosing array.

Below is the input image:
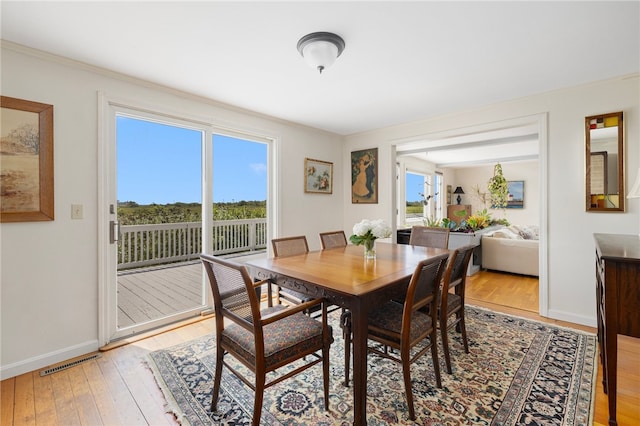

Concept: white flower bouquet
[[349, 219, 392, 246]]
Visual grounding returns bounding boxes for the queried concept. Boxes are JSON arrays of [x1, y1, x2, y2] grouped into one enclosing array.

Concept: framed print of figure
[[351, 148, 377, 204]]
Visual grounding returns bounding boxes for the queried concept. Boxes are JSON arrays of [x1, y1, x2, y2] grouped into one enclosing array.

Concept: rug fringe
[[144, 357, 192, 426]]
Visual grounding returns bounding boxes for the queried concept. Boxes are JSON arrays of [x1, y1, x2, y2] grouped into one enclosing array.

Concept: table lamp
[[453, 186, 465, 205]]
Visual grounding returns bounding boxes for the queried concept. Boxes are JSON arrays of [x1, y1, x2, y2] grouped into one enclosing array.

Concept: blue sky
[[406, 172, 424, 202], [117, 116, 423, 205], [117, 116, 267, 204]]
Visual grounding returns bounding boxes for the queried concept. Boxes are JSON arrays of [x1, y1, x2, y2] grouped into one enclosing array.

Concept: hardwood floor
[[466, 269, 539, 312], [2, 271, 639, 425]]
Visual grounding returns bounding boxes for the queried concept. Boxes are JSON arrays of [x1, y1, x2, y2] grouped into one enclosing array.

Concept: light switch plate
[[71, 204, 83, 219]]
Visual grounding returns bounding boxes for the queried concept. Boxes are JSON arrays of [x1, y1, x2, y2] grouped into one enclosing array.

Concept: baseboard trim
[[0, 340, 99, 380], [546, 308, 597, 328]]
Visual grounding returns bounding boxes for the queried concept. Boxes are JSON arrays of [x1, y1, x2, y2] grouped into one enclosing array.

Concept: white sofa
[[481, 225, 539, 276]]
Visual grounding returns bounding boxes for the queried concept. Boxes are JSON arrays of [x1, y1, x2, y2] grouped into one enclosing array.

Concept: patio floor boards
[[117, 261, 204, 328]]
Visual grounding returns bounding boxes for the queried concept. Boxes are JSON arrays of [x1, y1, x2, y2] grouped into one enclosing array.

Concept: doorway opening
[[393, 114, 547, 316]]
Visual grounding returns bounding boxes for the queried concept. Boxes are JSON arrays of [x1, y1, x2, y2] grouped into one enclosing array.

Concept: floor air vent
[[40, 353, 101, 376]]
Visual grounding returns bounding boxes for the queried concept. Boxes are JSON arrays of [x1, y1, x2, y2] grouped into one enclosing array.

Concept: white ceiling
[[2, 1, 639, 165], [396, 122, 541, 167]]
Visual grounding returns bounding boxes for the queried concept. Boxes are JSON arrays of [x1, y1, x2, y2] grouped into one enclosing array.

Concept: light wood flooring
[[2, 271, 639, 425]]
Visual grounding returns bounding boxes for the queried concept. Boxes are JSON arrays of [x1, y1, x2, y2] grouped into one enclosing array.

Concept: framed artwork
[[1, 96, 54, 222], [507, 180, 524, 208], [446, 184, 452, 205], [304, 158, 333, 194], [351, 148, 378, 203]]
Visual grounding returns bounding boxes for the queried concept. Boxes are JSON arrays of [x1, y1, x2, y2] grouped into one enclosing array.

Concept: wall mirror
[[585, 111, 624, 212]]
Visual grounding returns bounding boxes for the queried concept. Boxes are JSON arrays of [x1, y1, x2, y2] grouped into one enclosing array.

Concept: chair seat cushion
[[222, 307, 330, 368], [368, 301, 432, 343]]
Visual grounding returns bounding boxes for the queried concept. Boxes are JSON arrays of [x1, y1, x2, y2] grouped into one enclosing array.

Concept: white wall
[[343, 74, 639, 328], [0, 43, 344, 379], [449, 161, 540, 226]]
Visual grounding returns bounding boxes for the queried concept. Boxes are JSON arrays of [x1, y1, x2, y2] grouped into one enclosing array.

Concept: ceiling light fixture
[[297, 32, 345, 74]]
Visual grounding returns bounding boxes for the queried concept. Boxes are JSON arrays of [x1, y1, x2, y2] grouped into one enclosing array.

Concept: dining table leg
[[350, 299, 367, 426]]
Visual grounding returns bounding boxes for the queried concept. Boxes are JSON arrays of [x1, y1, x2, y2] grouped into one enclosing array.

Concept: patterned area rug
[[147, 306, 597, 425]]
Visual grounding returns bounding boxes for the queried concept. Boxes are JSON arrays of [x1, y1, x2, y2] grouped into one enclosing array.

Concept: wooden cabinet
[[447, 204, 471, 223], [593, 233, 640, 426]]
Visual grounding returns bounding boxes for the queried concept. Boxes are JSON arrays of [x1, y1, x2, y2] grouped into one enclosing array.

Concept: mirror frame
[[585, 111, 624, 212]]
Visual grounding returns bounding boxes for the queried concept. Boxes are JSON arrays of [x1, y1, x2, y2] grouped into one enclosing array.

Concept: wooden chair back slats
[[272, 236, 309, 257], [409, 226, 450, 249], [202, 254, 257, 325], [319, 231, 348, 249]]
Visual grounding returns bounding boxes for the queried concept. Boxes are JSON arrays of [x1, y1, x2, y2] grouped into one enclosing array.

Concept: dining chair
[[270, 236, 313, 307], [200, 254, 332, 426], [272, 235, 310, 258], [319, 230, 348, 249], [409, 226, 450, 249], [438, 244, 475, 374], [363, 252, 450, 421]]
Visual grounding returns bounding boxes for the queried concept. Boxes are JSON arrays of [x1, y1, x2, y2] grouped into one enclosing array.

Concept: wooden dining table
[[246, 242, 450, 425]]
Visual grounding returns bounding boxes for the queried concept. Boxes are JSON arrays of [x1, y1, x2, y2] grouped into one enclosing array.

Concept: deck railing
[[118, 218, 267, 270]]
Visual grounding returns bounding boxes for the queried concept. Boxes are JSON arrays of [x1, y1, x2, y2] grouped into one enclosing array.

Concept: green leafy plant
[[422, 216, 441, 227], [453, 208, 509, 232], [441, 218, 454, 229], [465, 208, 492, 230], [488, 163, 509, 209]]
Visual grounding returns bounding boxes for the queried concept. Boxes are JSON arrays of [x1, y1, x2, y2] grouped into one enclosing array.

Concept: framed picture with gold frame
[[304, 158, 333, 194], [1, 96, 54, 222]]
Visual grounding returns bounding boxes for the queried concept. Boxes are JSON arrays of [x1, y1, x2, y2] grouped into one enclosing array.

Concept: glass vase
[[364, 238, 376, 259]]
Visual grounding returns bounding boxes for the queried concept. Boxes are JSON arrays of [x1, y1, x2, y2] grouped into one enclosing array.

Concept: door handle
[[110, 220, 120, 244]]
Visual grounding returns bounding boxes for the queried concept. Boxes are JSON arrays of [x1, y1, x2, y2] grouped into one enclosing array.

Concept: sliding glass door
[[108, 111, 207, 340]]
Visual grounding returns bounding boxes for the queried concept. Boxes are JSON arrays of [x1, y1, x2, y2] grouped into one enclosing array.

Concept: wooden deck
[[117, 261, 205, 328], [117, 252, 267, 329]]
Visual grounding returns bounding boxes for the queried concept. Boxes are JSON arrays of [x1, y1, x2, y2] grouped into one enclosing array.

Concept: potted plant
[[453, 208, 510, 233], [487, 163, 509, 209]]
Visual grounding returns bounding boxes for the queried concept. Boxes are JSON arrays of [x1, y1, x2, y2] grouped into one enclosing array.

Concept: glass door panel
[[114, 115, 206, 337]]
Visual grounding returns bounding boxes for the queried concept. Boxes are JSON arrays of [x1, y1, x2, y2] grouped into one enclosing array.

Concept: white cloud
[[250, 163, 267, 174]]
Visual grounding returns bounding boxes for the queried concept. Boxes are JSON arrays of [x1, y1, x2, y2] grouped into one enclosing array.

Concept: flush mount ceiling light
[[297, 32, 345, 74]]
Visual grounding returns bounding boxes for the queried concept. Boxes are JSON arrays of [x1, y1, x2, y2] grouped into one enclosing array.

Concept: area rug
[[147, 306, 597, 425]]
